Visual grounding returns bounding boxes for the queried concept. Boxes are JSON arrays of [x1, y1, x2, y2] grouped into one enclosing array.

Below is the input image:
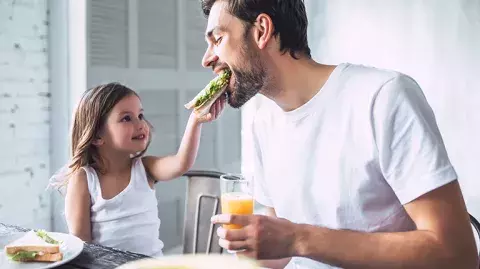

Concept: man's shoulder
[[334, 63, 422, 105], [340, 63, 413, 88]]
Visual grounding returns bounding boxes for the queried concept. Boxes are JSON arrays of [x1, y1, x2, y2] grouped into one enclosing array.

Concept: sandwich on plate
[[4, 230, 63, 262], [184, 69, 232, 117]]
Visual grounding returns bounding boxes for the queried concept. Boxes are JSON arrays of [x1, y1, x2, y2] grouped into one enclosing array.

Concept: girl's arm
[[143, 97, 225, 181], [65, 169, 92, 242]]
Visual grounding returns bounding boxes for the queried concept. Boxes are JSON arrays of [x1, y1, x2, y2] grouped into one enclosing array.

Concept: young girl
[[50, 82, 225, 257]]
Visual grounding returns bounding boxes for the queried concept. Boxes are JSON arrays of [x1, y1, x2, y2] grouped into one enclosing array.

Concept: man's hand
[[211, 214, 299, 260]]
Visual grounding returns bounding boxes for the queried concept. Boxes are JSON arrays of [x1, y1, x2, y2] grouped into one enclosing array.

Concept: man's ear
[[252, 13, 274, 50]]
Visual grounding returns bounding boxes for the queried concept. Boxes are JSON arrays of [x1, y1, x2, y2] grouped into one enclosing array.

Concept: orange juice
[[221, 192, 254, 229]]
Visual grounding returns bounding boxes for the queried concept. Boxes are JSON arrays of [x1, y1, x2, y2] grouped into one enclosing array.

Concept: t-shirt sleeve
[[251, 120, 274, 207], [372, 74, 458, 205]]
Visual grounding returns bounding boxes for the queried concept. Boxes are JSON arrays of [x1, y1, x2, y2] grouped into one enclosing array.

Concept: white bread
[[5, 245, 60, 255], [14, 252, 64, 262], [34, 252, 63, 262]]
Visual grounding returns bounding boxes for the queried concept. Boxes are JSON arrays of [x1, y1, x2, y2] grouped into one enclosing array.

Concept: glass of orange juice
[[220, 174, 254, 230]]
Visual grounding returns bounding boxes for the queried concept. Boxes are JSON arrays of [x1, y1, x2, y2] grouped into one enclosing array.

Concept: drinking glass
[[220, 174, 254, 230]]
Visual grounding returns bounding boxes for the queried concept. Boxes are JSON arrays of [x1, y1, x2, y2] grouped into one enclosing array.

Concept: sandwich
[[4, 230, 63, 262], [184, 69, 232, 117]]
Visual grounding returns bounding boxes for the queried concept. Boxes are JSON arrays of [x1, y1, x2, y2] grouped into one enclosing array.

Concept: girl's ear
[[92, 135, 104, 146]]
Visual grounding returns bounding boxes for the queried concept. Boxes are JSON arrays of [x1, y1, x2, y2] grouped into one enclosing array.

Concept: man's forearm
[[293, 224, 473, 269]]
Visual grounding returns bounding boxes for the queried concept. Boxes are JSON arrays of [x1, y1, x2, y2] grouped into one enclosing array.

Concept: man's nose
[[202, 47, 218, 68]]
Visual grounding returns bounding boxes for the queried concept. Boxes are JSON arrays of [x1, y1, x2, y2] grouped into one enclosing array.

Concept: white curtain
[[243, 0, 480, 218]]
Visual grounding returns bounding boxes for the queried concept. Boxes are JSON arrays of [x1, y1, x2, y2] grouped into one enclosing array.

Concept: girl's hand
[[195, 94, 226, 123]]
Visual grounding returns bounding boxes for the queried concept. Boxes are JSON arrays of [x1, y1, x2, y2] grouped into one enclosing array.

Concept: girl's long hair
[[51, 82, 152, 191]]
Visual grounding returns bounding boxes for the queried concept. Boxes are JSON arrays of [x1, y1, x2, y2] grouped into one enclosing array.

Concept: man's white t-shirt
[[251, 63, 457, 269]]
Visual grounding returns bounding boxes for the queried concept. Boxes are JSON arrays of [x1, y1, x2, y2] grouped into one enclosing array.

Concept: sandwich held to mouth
[[4, 230, 63, 262], [184, 69, 231, 117]]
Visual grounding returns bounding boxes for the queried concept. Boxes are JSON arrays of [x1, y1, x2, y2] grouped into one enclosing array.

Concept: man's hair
[[201, 0, 311, 59]]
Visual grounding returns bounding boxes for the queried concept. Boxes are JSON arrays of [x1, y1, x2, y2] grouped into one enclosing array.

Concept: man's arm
[[293, 180, 477, 269], [214, 180, 477, 268]]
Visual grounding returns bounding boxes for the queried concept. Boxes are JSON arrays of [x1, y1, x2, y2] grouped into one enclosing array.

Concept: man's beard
[[226, 42, 267, 108]]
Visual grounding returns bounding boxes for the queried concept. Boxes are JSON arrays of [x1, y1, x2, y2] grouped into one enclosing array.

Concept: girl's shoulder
[[137, 156, 158, 186], [135, 156, 147, 170], [69, 168, 88, 186], [48, 164, 90, 196], [62, 168, 91, 199]]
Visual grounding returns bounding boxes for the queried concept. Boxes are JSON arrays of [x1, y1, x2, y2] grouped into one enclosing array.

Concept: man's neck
[[264, 57, 337, 112]]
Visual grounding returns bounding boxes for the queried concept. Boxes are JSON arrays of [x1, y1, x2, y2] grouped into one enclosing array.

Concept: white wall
[[304, 0, 480, 217], [49, 0, 82, 233], [0, 0, 51, 229]]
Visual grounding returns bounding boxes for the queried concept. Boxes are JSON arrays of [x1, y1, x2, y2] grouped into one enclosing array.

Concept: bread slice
[[5, 245, 59, 255], [4, 230, 63, 262], [31, 252, 63, 262], [9, 252, 64, 262]]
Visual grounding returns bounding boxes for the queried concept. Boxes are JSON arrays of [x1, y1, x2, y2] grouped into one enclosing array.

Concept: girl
[[50, 82, 225, 257]]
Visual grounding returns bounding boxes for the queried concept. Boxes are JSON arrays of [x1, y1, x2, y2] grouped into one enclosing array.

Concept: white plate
[[0, 232, 84, 269]]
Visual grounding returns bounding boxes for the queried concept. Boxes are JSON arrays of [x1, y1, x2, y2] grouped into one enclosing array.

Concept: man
[[200, 0, 478, 268]]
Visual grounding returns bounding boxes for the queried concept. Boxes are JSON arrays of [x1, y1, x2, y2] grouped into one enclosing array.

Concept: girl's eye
[[214, 36, 223, 45], [139, 113, 145, 120], [121, 115, 132, 122]]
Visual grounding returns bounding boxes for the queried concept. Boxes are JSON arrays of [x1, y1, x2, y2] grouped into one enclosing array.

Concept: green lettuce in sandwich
[[36, 229, 62, 245], [184, 69, 231, 117]]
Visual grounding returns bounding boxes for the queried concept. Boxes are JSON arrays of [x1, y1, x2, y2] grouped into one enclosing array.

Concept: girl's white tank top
[[82, 157, 164, 257]]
